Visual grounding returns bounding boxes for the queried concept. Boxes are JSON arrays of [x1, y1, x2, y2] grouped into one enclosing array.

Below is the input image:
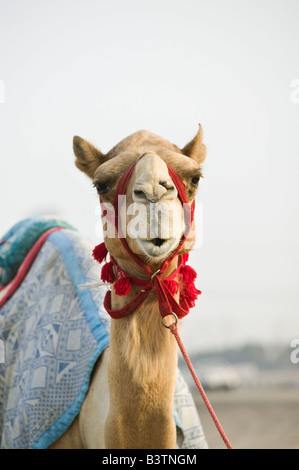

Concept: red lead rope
[[169, 323, 233, 449]]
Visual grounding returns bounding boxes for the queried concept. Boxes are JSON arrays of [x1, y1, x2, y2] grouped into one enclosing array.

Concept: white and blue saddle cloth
[[0, 217, 208, 449]]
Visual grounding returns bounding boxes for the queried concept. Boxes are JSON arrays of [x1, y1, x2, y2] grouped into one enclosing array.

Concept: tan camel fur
[[49, 127, 206, 449]]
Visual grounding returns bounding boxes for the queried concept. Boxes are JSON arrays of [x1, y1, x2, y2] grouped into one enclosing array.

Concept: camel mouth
[[152, 237, 166, 247], [137, 237, 178, 258]]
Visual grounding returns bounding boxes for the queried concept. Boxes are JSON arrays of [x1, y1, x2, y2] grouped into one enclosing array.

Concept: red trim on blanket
[[0, 227, 62, 309]]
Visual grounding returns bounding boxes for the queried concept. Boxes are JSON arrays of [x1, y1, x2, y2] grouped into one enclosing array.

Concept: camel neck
[[104, 289, 178, 448]]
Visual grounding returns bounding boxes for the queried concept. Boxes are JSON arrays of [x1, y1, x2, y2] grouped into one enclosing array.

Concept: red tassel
[[164, 279, 180, 295], [114, 276, 132, 296], [179, 253, 189, 265], [92, 242, 108, 264], [101, 261, 116, 283], [180, 264, 197, 284], [181, 282, 201, 308], [179, 261, 201, 309]]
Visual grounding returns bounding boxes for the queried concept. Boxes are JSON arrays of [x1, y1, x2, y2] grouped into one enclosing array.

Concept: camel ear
[[73, 136, 104, 178], [181, 124, 206, 165]]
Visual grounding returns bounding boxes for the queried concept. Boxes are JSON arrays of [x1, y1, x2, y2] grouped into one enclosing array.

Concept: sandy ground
[[193, 387, 299, 449]]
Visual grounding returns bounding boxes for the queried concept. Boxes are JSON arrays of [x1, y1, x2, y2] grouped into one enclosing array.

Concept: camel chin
[[137, 236, 179, 259]]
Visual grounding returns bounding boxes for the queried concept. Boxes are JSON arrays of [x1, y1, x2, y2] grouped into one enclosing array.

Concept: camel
[[49, 126, 206, 449]]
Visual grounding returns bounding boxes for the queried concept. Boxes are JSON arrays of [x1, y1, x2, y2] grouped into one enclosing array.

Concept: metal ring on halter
[[161, 312, 178, 329], [151, 268, 161, 281]]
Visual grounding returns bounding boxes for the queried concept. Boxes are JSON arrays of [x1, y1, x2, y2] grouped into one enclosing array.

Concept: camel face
[[73, 128, 206, 267], [125, 152, 184, 261]]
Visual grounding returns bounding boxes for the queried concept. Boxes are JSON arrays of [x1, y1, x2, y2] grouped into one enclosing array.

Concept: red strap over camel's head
[[93, 161, 200, 320]]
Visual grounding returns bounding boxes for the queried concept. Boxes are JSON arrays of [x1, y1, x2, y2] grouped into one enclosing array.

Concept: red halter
[[93, 162, 201, 320]]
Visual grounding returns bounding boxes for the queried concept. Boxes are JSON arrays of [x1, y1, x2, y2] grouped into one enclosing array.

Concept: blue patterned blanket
[[0, 217, 207, 449]]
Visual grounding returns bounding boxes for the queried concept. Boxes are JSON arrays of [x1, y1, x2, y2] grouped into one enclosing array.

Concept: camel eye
[[96, 182, 108, 194], [191, 176, 200, 186]]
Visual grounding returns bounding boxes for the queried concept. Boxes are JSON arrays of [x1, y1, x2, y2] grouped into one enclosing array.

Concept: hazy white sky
[[1, 0, 299, 352]]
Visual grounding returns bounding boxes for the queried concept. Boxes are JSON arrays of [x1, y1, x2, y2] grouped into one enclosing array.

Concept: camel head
[[73, 127, 206, 273]]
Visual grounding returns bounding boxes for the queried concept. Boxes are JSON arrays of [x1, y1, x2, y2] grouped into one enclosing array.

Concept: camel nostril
[[134, 189, 146, 199], [159, 181, 175, 191]]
